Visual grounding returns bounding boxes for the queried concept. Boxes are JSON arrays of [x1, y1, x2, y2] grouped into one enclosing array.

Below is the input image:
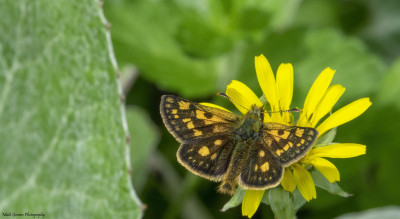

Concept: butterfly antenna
[[217, 92, 249, 111], [267, 107, 301, 113]]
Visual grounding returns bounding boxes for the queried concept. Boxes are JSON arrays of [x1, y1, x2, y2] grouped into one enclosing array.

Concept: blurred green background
[[105, 0, 400, 218], [1, 0, 400, 218]]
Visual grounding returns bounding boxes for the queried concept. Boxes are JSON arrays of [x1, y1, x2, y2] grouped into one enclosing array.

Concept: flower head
[[211, 55, 371, 218]]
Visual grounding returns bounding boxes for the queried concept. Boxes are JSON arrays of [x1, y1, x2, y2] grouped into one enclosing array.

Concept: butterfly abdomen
[[218, 140, 249, 195]]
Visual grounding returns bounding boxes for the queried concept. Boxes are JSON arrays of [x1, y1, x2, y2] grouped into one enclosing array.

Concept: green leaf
[[315, 127, 337, 146], [261, 189, 270, 205], [268, 187, 296, 219], [292, 189, 307, 211], [337, 206, 400, 219], [127, 106, 160, 192], [0, 1, 142, 218], [221, 187, 245, 212], [311, 170, 351, 197]]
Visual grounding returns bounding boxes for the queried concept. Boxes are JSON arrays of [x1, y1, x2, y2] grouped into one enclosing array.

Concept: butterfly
[[160, 95, 318, 195]]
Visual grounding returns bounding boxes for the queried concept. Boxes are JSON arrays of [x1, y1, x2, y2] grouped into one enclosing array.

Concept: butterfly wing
[[160, 95, 238, 144], [160, 95, 239, 180], [238, 123, 318, 189], [177, 136, 235, 181], [262, 123, 319, 166], [238, 141, 284, 189]]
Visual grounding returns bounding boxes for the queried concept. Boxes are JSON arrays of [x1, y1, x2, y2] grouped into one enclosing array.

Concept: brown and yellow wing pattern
[[160, 95, 239, 181], [160, 95, 238, 144]]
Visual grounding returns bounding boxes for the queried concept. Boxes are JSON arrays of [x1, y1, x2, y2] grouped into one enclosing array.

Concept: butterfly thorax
[[233, 105, 263, 143]]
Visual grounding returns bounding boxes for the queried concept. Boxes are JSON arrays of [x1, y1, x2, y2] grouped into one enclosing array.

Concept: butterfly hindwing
[[177, 136, 235, 181], [238, 141, 283, 189], [263, 123, 318, 166], [160, 95, 239, 144]]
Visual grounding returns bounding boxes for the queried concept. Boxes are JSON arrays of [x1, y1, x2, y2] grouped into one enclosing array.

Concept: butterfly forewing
[[160, 95, 238, 144], [263, 123, 318, 166], [238, 142, 283, 189], [161, 95, 239, 181], [177, 136, 234, 181]]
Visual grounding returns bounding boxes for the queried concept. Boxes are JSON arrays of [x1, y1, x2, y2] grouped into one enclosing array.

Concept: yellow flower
[[217, 55, 371, 218]]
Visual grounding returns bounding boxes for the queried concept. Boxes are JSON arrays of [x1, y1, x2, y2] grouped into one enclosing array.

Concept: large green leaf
[[0, 0, 142, 218]]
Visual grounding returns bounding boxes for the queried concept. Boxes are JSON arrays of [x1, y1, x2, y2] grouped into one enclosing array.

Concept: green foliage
[[311, 170, 351, 198], [0, 0, 141, 218], [127, 106, 160, 192], [220, 187, 245, 212], [2, 0, 400, 218]]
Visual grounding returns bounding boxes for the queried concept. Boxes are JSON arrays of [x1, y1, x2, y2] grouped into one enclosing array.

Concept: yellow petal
[[298, 67, 335, 126], [242, 190, 265, 218], [226, 80, 263, 114], [309, 157, 340, 183], [309, 143, 366, 158], [310, 84, 345, 127], [276, 63, 293, 110], [293, 164, 316, 201], [255, 55, 278, 111], [200, 103, 232, 112], [317, 98, 372, 136], [276, 63, 294, 125], [281, 168, 296, 192]]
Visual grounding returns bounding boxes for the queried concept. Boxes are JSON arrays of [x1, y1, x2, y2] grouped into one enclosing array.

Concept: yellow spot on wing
[[166, 97, 174, 103], [260, 162, 269, 172], [268, 129, 290, 139], [300, 139, 305, 144], [273, 136, 281, 142], [254, 164, 258, 171], [196, 110, 225, 123], [198, 146, 210, 156], [174, 115, 179, 119], [269, 130, 279, 136], [196, 110, 208, 120], [171, 109, 178, 114], [187, 121, 194, 129], [193, 129, 202, 136], [182, 118, 191, 123], [283, 144, 289, 151], [179, 101, 190, 110], [280, 131, 290, 139], [295, 128, 305, 137], [276, 149, 284, 156], [214, 139, 223, 146], [211, 153, 217, 160], [259, 150, 265, 157]]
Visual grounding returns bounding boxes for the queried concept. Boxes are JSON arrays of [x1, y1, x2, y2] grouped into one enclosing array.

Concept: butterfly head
[[247, 104, 264, 123]]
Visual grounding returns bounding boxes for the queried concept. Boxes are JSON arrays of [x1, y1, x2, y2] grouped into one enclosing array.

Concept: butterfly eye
[[260, 111, 264, 122]]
